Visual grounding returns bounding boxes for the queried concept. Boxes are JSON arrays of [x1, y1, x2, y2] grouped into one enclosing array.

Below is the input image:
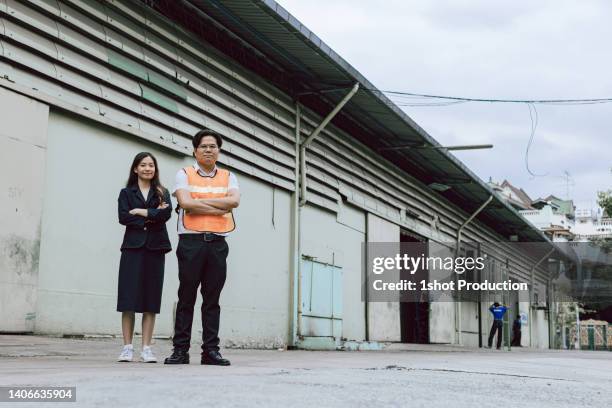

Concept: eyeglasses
[[197, 144, 218, 151]]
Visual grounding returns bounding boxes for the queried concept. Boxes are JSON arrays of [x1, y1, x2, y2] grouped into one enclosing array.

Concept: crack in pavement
[[363, 365, 576, 381], [0, 352, 78, 358]]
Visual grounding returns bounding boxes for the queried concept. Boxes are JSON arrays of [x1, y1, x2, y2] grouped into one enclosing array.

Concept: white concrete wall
[[480, 301, 492, 346], [37, 110, 184, 335], [519, 290, 531, 347], [531, 309, 550, 349], [0, 88, 48, 332], [366, 214, 401, 342], [459, 301, 480, 347], [429, 301, 454, 344], [220, 179, 291, 348], [300, 202, 366, 342], [521, 206, 573, 230], [36, 110, 291, 348]]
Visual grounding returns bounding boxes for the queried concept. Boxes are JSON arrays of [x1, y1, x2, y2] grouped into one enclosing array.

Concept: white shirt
[[173, 163, 239, 235]]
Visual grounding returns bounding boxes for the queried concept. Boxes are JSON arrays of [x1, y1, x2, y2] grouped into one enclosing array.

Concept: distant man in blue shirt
[[487, 302, 508, 349]]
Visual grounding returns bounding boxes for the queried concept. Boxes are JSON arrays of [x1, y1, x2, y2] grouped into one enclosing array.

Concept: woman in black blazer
[[117, 152, 172, 363]]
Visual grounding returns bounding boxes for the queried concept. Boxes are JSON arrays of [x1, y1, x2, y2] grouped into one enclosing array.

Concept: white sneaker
[[118, 344, 133, 362], [140, 346, 157, 363]]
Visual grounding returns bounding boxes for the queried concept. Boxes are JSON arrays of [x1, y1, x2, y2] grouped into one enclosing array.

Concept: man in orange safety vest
[[164, 129, 240, 366]]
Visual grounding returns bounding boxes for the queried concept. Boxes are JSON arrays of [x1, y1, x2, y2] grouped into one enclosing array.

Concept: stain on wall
[[1, 234, 40, 277]]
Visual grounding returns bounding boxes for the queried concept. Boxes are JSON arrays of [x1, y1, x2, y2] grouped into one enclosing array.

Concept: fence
[[567, 324, 611, 351]]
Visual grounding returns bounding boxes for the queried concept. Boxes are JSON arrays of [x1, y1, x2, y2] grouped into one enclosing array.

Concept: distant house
[[531, 195, 575, 219], [488, 179, 534, 210], [574, 208, 612, 241], [521, 195, 576, 241]]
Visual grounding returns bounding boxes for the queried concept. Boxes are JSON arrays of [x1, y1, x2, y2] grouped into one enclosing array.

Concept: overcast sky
[[277, 0, 612, 209]]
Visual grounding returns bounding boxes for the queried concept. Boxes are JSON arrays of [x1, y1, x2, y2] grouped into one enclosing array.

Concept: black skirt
[[117, 248, 165, 313]]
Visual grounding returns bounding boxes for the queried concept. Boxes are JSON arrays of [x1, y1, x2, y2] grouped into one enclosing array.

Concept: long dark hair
[[126, 152, 166, 202]]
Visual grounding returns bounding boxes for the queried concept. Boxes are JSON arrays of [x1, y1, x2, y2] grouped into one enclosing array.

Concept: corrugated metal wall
[[0, 0, 550, 289]]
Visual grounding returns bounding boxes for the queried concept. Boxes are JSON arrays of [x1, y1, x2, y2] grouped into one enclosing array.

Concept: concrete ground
[[0, 335, 610, 408]]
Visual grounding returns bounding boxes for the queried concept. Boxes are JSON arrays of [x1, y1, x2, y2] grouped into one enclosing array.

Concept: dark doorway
[[399, 231, 430, 343]]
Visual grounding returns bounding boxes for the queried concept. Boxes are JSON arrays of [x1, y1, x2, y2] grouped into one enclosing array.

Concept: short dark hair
[[493, 302, 500, 307], [192, 128, 223, 149]]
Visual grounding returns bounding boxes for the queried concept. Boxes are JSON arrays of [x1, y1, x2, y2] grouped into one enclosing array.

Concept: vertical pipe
[[364, 223, 369, 341], [290, 102, 301, 347], [529, 278, 534, 347], [299, 144, 307, 205], [292, 84, 359, 345], [477, 244, 482, 348], [528, 247, 554, 348], [575, 306, 580, 350], [548, 278, 554, 349], [504, 258, 511, 351]]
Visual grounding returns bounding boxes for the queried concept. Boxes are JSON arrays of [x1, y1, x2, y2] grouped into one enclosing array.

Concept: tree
[[595, 190, 612, 253], [598, 190, 612, 217]]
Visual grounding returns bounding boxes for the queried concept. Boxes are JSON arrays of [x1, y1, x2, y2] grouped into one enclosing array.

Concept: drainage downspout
[[364, 221, 370, 341], [455, 195, 494, 345], [547, 276, 554, 349], [290, 102, 301, 347], [299, 83, 359, 206], [291, 83, 359, 347], [529, 246, 554, 348], [477, 243, 483, 348]]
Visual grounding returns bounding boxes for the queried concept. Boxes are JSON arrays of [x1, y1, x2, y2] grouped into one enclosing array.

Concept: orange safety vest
[[182, 167, 236, 233]]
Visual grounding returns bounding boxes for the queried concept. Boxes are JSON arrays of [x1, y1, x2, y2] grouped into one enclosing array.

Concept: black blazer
[[118, 186, 172, 252]]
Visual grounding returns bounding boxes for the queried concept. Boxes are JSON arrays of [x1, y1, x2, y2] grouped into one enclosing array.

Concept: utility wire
[[355, 87, 608, 179], [525, 103, 547, 178], [394, 100, 469, 107], [374, 88, 599, 178], [379, 90, 612, 105]]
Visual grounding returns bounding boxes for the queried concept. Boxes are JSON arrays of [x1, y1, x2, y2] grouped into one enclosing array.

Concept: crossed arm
[[175, 188, 240, 215]]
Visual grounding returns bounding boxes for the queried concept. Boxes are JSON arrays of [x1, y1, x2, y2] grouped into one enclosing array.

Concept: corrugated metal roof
[[171, 0, 550, 242]]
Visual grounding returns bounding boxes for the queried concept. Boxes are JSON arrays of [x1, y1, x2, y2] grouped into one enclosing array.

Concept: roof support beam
[[299, 82, 359, 206], [456, 195, 495, 253], [455, 194, 494, 346], [379, 144, 493, 152]]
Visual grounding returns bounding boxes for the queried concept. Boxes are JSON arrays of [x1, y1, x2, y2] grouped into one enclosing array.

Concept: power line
[[394, 100, 469, 107], [360, 87, 607, 182], [525, 103, 547, 178], [377, 89, 594, 180], [379, 90, 612, 105]]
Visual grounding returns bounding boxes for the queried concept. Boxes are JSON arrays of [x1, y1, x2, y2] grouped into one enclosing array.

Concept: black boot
[[164, 349, 190, 364], [201, 350, 230, 366]]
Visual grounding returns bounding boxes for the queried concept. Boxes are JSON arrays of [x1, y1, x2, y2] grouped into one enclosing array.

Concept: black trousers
[[173, 235, 229, 352], [488, 320, 503, 348], [512, 328, 522, 346]]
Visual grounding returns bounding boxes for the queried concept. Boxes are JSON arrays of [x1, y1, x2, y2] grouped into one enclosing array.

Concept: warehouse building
[[0, 0, 555, 349]]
